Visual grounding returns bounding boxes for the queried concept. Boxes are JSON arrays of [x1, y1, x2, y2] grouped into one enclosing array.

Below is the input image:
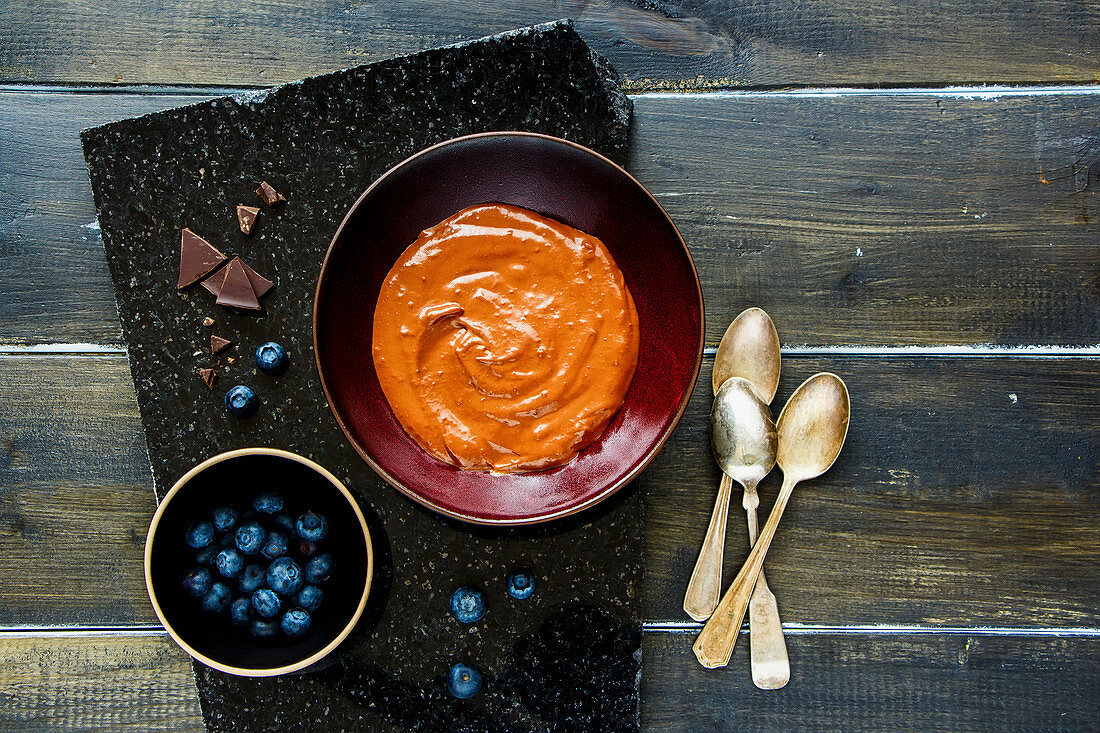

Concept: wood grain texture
[[642, 632, 1100, 731], [0, 355, 1095, 628], [0, 355, 158, 625], [643, 355, 1100, 626], [2, 90, 1099, 346], [0, 632, 203, 731], [1, 1, 1099, 89]]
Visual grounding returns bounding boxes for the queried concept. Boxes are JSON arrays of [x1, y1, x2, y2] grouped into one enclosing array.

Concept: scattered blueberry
[[224, 385, 260, 418], [238, 563, 267, 594], [211, 506, 238, 532], [261, 530, 288, 560], [295, 585, 323, 612], [295, 511, 328, 542], [255, 342, 289, 376], [183, 567, 212, 597], [253, 492, 284, 515], [235, 522, 266, 555], [185, 521, 215, 549], [215, 547, 244, 578], [449, 586, 486, 624], [272, 514, 296, 534], [506, 569, 536, 600], [200, 581, 231, 614], [251, 618, 280, 639], [267, 557, 303, 596], [194, 545, 217, 566], [304, 553, 333, 585], [230, 597, 251, 628], [298, 539, 318, 557], [446, 663, 483, 699], [281, 608, 312, 638], [251, 588, 281, 619]]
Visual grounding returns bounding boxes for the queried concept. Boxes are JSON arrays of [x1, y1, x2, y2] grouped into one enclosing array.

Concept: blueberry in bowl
[[145, 448, 373, 677]]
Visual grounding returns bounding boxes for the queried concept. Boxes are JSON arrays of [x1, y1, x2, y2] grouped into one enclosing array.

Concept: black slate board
[[82, 21, 641, 733]]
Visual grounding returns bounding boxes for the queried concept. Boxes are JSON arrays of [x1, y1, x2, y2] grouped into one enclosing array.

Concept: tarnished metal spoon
[[693, 373, 850, 669]]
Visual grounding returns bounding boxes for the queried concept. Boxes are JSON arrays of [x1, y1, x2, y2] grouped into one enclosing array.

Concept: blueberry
[[200, 582, 231, 614], [185, 521, 215, 549], [304, 554, 333, 585], [506, 569, 536, 600], [446, 663, 482, 699], [295, 585, 323, 612], [267, 557, 303, 596], [261, 530, 288, 560], [224, 385, 260, 418], [253, 492, 284, 515], [194, 545, 217, 566], [251, 618, 280, 639], [295, 511, 328, 542], [235, 522, 266, 555], [251, 588, 281, 619], [211, 506, 238, 532], [215, 547, 244, 578], [272, 514, 296, 534], [183, 567, 212, 597], [238, 563, 267, 594], [255, 342, 289, 376], [281, 608, 312, 638], [449, 587, 486, 624], [230, 597, 251, 628], [298, 539, 318, 557]]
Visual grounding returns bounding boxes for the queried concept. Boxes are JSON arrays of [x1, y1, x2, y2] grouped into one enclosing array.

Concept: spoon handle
[[683, 473, 734, 621], [743, 488, 791, 688], [693, 473, 797, 668]]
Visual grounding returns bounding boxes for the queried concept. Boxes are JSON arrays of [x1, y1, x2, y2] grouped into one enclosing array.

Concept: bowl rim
[[313, 130, 703, 526], [144, 447, 374, 677]]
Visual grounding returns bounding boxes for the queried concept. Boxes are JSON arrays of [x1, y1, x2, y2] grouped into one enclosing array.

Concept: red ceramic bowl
[[314, 132, 702, 524]]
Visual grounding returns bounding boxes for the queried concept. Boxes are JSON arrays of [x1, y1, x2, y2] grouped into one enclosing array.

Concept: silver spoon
[[693, 373, 850, 668]]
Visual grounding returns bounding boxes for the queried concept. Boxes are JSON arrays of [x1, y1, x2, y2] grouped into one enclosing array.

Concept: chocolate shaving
[[198, 368, 218, 389], [202, 317, 215, 328], [177, 228, 227, 289], [237, 205, 260, 235], [215, 258, 262, 311], [256, 181, 286, 206], [211, 334, 232, 354]]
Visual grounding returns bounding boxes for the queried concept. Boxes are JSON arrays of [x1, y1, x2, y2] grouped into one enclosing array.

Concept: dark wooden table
[[2, 3, 1098, 730]]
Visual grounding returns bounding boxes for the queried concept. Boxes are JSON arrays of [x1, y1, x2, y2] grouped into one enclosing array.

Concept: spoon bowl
[[712, 308, 781, 402], [710, 377, 777, 487]]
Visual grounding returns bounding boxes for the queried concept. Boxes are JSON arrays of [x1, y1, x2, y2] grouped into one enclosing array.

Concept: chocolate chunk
[[256, 181, 286, 206], [202, 316, 215, 328], [198, 368, 218, 389], [200, 267, 227, 297], [177, 228, 227, 289], [240, 260, 275, 300], [215, 258, 262, 311], [211, 334, 232, 354], [237, 205, 260, 235]]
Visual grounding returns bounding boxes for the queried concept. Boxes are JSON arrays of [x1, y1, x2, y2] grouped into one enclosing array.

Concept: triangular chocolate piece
[[200, 266, 227, 297], [198, 367, 218, 389], [237, 205, 260, 235], [178, 229, 227, 289], [215, 258, 262, 311], [256, 181, 286, 206], [240, 260, 275, 300], [211, 334, 232, 354]]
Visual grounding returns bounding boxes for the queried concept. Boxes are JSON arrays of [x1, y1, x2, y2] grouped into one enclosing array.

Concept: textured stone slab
[[82, 20, 640, 732]]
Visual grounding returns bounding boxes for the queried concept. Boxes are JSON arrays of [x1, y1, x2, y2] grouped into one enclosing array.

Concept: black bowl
[[144, 448, 373, 676]]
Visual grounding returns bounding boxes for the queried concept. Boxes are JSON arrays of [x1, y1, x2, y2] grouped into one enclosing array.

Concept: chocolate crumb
[[202, 317, 215, 328], [198, 368, 218, 389], [227, 356, 237, 364], [211, 334, 232, 354], [237, 205, 260, 235], [256, 181, 286, 206]]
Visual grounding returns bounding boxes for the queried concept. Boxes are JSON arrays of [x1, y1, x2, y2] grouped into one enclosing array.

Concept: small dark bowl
[[314, 132, 703, 525], [144, 448, 373, 676]]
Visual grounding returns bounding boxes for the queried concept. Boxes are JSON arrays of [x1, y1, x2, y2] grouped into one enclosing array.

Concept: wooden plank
[[1, 2, 1099, 89], [642, 632, 1100, 731], [0, 632, 203, 731], [0, 354, 1096, 628], [0, 355, 159, 625], [3, 90, 1099, 347], [643, 355, 1100, 626]]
